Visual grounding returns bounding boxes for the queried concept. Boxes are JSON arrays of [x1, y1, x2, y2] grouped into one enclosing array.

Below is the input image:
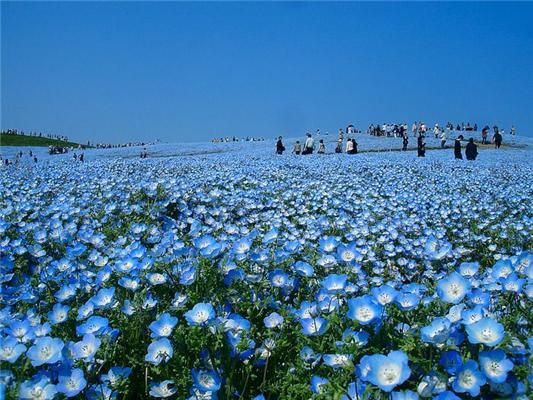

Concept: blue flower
[[321, 274, 347, 293], [149, 312, 178, 338], [184, 303, 215, 326], [439, 350, 463, 375], [90, 287, 116, 309], [0, 336, 26, 363], [301, 317, 328, 336], [479, 349, 514, 383], [436, 272, 471, 304], [465, 317, 505, 347], [451, 359, 486, 396], [57, 368, 87, 397], [391, 390, 419, 400], [26, 336, 64, 366], [433, 391, 461, 400], [47, 303, 70, 325], [362, 350, 411, 392], [192, 369, 221, 392], [268, 269, 289, 288], [76, 316, 109, 336], [347, 295, 383, 325], [263, 312, 284, 329], [18, 376, 57, 400], [323, 354, 353, 369], [421, 317, 451, 344], [371, 285, 399, 305], [149, 380, 177, 398], [310, 376, 329, 394], [71, 333, 101, 361], [145, 338, 173, 365]]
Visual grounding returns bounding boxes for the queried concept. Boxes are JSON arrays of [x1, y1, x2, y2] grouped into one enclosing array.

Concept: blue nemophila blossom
[[18, 376, 57, 400], [371, 285, 399, 305], [149, 380, 177, 398], [184, 303, 215, 326], [26, 336, 64, 366], [0, 336, 26, 363], [433, 391, 461, 400], [47, 303, 70, 325], [76, 316, 109, 336], [300, 317, 328, 336], [436, 272, 471, 304], [6, 319, 34, 343], [101, 366, 132, 387], [321, 274, 348, 293], [192, 369, 221, 392], [149, 313, 178, 338], [361, 350, 411, 392], [71, 333, 101, 361], [459, 262, 480, 277], [424, 235, 452, 260], [57, 368, 87, 397], [323, 353, 353, 369], [439, 350, 463, 375], [451, 359, 486, 396], [310, 376, 329, 394], [465, 317, 505, 346], [263, 312, 284, 329], [478, 349, 514, 383], [421, 317, 452, 344], [268, 269, 289, 287], [145, 338, 173, 365], [91, 287, 116, 309], [86, 383, 116, 400], [347, 295, 383, 325], [391, 390, 419, 400]]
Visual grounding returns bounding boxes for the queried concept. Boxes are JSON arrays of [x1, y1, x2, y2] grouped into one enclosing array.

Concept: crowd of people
[[212, 136, 265, 143], [2, 129, 70, 142], [275, 121, 510, 161], [1, 150, 38, 166]]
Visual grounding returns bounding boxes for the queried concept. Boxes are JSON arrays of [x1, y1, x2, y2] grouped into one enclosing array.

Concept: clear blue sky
[[2, 2, 532, 143]]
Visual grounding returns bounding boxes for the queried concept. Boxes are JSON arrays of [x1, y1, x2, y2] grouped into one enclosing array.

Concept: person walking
[[417, 135, 426, 157], [454, 135, 464, 159], [440, 129, 447, 148], [303, 133, 315, 155], [276, 136, 285, 155], [292, 141, 302, 155], [465, 138, 478, 160], [317, 139, 325, 154], [412, 122, 418, 137]]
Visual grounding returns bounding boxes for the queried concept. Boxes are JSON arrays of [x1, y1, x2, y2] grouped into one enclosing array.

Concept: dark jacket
[[454, 139, 462, 159], [276, 140, 285, 154], [465, 142, 478, 160]]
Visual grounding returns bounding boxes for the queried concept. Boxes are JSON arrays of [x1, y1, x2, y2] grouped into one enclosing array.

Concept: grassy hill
[[0, 133, 89, 148]]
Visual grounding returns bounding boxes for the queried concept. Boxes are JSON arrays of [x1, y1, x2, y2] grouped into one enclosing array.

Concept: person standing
[[412, 122, 418, 137], [440, 129, 447, 148], [276, 136, 285, 155], [346, 138, 355, 154], [465, 138, 478, 160], [292, 141, 302, 155], [335, 140, 343, 153], [510, 125, 516, 135], [493, 130, 502, 149], [433, 124, 440, 138], [317, 139, 326, 154], [402, 133, 409, 151], [303, 133, 315, 155], [417, 135, 426, 157], [454, 135, 464, 159], [481, 126, 489, 144]]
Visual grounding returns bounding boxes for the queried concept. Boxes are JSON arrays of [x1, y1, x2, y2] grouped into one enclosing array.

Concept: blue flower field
[[1, 140, 532, 399]]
